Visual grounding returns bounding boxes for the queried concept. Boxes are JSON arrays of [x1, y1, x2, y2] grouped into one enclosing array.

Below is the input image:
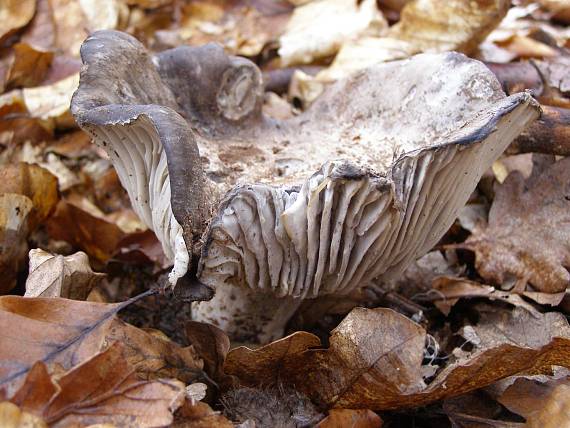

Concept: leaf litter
[[1, 0, 570, 426]]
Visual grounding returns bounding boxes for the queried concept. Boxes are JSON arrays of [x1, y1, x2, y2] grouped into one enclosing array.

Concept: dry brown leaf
[[46, 198, 126, 263], [24, 249, 105, 299], [0, 401, 47, 428], [124, 0, 172, 8], [173, 400, 233, 428], [424, 276, 545, 316], [22, 73, 79, 130], [316, 409, 383, 428], [185, 321, 230, 384], [48, 0, 89, 57], [8, 343, 185, 427], [0, 163, 59, 231], [0, 194, 33, 294], [302, 0, 510, 102], [225, 307, 570, 410], [176, 1, 292, 57], [0, 0, 36, 42], [463, 157, 570, 293], [498, 35, 559, 59], [5, 0, 56, 88], [112, 230, 169, 268], [105, 318, 203, 384], [279, 0, 387, 66], [224, 331, 321, 387], [498, 377, 570, 427], [539, 0, 570, 23], [0, 295, 203, 395], [390, 0, 510, 54]]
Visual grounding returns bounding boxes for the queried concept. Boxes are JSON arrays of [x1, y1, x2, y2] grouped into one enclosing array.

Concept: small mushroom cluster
[[72, 30, 539, 342]]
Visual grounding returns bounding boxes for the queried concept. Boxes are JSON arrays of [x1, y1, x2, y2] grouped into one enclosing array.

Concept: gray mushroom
[[71, 30, 540, 343]]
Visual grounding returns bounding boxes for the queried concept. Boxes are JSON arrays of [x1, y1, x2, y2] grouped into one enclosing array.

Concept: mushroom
[[71, 30, 540, 342]]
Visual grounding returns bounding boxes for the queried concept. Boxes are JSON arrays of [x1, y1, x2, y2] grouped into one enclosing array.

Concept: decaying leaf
[[174, 399, 233, 428], [278, 0, 387, 66], [0, 295, 203, 395], [22, 73, 79, 130], [7, 343, 185, 427], [24, 249, 105, 299], [316, 409, 383, 428], [0, 0, 36, 42], [0, 401, 47, 428], [422, 276, 552, 316], [225, 307, 570, 411], [0, 163, 59, 230], [498, 377, 570, 427], [177, 1, 293, 57], [307, 0, 510, 96], [463, 157, 570, 293], [539, 0, 570, 23], [185, 321, 231, 383], [4, 0, 56, 88], [0, 194, 33, 294], [46, 198, 126, 262]]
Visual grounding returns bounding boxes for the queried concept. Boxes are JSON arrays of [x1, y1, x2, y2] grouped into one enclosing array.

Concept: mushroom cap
[[71, 30, 540, 303]]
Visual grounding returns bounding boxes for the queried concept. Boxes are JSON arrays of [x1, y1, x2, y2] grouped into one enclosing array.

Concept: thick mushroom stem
[[193, 286, 302, 343]]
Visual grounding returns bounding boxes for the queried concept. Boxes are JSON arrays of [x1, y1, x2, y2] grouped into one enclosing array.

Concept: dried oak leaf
[[316, 409, 383, 428], [179, 0, 293, 57], [498, 376, 570, 428], [0, 401, 47, 428], [24, 249, 105, 299], [225, 307, 570, 411], [22, 73, 79, 130], [8, 343, 185, 427], [46, 198, 126, 263], [0, 194, 33, 294], [0, 295, 203, 396], [0, 163, 59, 231], [423, 276, 552, 316], [278, 0, 387, 66], [173, 400, 233, 428], [463, 157, 570, 293], [311, 0, 510, 89], [5, 0, 56, 88], [0, 0, 36, 42], [185, 321, 231, 384]]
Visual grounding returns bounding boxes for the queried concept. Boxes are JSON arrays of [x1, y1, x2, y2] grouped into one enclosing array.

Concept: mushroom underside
[[70, 30, 540, 342]]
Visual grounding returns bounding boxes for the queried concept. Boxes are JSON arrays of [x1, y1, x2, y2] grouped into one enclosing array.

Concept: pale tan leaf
[[24, 249, 105, 299]]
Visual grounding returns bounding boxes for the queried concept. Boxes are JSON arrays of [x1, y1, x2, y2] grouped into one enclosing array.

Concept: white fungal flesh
[[87, 116, 187, 285]]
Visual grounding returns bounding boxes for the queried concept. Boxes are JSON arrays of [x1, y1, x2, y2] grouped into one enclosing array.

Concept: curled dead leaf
[[225, 307, 570, 411], [8, 343, 185, 427], [279, 0, 387, 66], [0, 194, 33, 294], [0, 163, 59, 231], [0, 0, 36, 42], [0, 401, 47, 428], [173, 399, 233, 428], [498, 377, 570, 427], [0, 294, 203, 396], [463, 157, 570, 293], [316, 409, 383, 428], [46, 198, 126, 263], [24, 249, 105, 299], [22, 73, 79, 130]]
